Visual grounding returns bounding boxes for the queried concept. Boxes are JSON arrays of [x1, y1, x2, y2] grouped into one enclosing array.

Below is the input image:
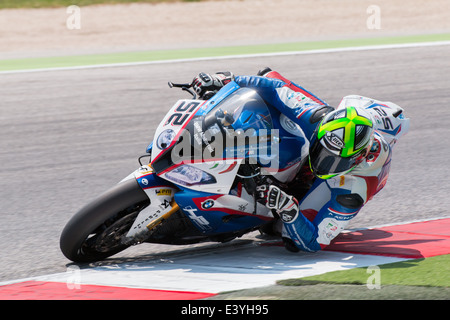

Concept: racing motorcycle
[[60, 80, 314, 262]]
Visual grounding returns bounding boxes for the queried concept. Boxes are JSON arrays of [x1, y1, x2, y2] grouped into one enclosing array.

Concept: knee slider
[[336, 193, 364, 210]]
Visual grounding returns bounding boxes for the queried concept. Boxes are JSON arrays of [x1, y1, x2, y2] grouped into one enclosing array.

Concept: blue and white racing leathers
[[235, 70, 410, 252]]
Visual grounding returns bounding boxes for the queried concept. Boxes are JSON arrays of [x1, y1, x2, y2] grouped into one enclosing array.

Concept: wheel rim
[[78, 201, 148, 256], [94, 211, 139, 252]]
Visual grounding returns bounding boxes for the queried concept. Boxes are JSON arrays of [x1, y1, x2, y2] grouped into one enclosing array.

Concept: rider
[[191, 69, 409, 252]]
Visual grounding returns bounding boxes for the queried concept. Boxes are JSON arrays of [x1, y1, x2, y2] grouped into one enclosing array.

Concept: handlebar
[[168, 81, 197, 99]]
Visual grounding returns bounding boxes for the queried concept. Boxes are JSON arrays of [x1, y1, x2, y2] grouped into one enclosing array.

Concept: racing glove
[[266, 186, 299, 224], [192, 71, 234, 100], [266, 185, 302, 252]]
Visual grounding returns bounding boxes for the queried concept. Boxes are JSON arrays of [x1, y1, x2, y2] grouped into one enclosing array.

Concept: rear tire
[[60, 179, 149, 262]]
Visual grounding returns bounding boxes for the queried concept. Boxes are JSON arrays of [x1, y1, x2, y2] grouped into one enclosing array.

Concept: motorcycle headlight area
[[165, 164, 216, 186], [157, 129, 176, 149]]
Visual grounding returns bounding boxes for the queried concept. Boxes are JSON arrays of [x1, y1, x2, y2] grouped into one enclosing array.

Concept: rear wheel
[[60, 179, 149, 262]]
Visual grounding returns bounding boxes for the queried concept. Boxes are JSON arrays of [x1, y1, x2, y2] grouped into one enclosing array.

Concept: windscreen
[[206, 87, 273, 133]]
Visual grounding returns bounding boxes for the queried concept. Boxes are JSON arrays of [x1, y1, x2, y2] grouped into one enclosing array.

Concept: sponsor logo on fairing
[[183, 206, 212, 231], [201, 199, 215, 209], [156, 189, 172, 196]]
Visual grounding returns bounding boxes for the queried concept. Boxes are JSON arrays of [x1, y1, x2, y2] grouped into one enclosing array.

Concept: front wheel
[[60, 178, 149, 262]]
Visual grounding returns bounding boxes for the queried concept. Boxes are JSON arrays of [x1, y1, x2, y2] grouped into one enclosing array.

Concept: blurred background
[[1, 0, 449, 59]]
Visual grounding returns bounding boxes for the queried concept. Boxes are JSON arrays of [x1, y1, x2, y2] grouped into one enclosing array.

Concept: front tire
[[60, 178, 149, 262]]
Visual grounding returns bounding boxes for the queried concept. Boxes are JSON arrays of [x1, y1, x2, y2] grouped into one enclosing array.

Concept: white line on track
[[2, 40, 450, 75]]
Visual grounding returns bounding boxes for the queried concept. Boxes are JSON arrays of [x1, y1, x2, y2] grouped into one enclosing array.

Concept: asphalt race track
[[1, 44, 449, 283]]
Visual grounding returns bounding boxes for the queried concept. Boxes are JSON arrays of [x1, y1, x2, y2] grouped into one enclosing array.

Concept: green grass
[[279, 254, 450, 288], [0, 0, 201, 9], [1, 33, 450, 72], [207, 255, 450, 299]]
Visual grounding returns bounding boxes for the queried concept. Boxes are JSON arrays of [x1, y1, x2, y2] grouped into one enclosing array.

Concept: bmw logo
[[201, 199, 215, 209]]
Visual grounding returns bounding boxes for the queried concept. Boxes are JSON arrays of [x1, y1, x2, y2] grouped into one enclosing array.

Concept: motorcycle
[[60, 80, 313, 262]]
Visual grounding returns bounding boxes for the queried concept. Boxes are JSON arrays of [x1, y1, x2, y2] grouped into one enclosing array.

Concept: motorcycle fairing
[[149, 81, 242, 165], [174, 188, 272, 235], [151, 99, 205, 164], [160, 159, 244, 195]]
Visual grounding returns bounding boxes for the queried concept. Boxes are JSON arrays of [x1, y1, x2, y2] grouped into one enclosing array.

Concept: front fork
[[121, 164, 179, 244]]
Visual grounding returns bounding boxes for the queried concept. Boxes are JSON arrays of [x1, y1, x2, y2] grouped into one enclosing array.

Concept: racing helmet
[[309, 106, 374, 179]]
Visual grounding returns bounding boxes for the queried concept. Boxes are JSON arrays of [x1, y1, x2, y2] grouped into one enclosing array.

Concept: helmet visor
[[309, 137, 361, 178]]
